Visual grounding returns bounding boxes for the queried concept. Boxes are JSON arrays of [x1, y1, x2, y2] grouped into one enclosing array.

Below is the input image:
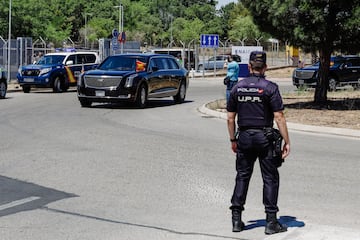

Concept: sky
[[216, 0, 237, 9]]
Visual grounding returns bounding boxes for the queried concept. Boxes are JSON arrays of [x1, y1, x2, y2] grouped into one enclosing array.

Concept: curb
[[9, 77, 360, 138], [198, 100, 360, 139], [7, 83, 21, 93]]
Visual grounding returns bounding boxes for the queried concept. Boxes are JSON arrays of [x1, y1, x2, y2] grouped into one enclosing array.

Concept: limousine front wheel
[[174, 80, 186, 104], [135, 83, 147, 108], [0, 81, 6, 99]]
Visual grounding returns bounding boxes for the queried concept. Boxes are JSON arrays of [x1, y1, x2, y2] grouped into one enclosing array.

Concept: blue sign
[[200, 34, 219, 48], [112, 37, 119, 51], [112, 29, 119, 38]]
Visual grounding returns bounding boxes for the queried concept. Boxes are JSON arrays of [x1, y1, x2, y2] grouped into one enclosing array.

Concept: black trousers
[[231, 129, 280, 213]]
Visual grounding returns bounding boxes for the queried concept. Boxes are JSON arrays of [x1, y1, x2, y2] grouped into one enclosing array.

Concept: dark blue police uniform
[[226, 74, 284, 214]]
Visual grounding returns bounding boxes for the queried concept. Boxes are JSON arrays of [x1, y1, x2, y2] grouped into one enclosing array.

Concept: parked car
[[0, 65, 7, 99], [292, 55, 360, 91], [198, 54, 241, 71], [17, 51, 100, 93], [77, 53, 189, 108], [198, 55, 228, 70]]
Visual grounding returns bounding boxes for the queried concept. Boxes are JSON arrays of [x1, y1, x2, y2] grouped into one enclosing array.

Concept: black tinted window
[[160, 58, 170, 69], [153, 58, 165, 70], [37, 55, 66, 65], [149, 59, 156, 70], [347, 58, 360, 67], [84, 54, 97, 64], [167, 58, 179, 69], [76, 54, 96, 64], [98, 56, 147, 71]]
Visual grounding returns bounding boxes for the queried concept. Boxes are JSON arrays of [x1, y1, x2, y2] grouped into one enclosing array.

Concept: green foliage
[[172, 18, 205, 43], [242, 0, 360, 104], [0, 0, 225, 47], [229, 16, 262, 42], [243, 0, 360, 53]]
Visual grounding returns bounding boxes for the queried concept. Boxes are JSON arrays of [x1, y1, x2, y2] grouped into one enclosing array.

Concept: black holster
[[264, 128, 284, 167]]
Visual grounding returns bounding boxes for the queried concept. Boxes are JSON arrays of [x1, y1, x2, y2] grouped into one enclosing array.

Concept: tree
[[242, 0, 360, 105], [228, 16, 263, 45], [0, 0, 235, 51], [217, 3, 237, 39], [172, 18, 205, 44]]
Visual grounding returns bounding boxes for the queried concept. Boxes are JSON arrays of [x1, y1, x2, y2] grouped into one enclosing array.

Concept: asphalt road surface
[[0, 78, 359, 240]]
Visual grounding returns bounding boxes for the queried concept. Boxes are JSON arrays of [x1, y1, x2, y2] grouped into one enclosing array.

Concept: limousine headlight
[[125, 74, 137, 88]]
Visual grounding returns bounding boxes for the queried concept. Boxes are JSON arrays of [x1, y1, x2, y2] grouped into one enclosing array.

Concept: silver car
[[198, 54, 241, 71], [198, 55, 228, 70]]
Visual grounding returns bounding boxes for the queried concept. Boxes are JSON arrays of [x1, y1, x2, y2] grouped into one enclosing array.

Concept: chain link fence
[[1, 36, 310, 81]]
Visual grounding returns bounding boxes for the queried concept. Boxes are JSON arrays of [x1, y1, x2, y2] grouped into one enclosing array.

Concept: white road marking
[[0, 196, 41, 211]]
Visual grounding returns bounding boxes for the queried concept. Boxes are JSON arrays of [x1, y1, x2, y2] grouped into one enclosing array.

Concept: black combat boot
[[232, 209, 245, 232], [265, 213, 287, 235]]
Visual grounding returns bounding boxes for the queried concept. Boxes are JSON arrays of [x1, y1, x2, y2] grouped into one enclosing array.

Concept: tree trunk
[[314, 48, 332, 106], [311, 51, 318, 64]]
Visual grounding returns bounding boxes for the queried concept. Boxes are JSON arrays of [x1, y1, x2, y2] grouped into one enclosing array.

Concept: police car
[[17, 52, 100, 93]]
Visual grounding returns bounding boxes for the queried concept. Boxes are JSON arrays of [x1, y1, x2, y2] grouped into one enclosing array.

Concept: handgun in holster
[[264, 128, 284, 167]]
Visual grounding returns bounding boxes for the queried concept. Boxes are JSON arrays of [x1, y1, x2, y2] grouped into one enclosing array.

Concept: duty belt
[[238, 126, 270, 131]]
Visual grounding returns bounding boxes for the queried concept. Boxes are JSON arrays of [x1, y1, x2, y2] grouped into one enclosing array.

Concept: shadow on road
[[0, 176, 77, 218], [245, 215, 305, 231]]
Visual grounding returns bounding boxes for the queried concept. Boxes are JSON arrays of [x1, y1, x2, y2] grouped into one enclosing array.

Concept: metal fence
[[1, 37, 20, 80], [1, 36, 306, 81]]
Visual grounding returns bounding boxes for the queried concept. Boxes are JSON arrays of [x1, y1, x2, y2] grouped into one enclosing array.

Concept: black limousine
[[77, 53, 189, 108]]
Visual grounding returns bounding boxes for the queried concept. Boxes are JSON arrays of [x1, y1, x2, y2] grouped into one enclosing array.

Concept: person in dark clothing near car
[[226, 51, 290, 234]]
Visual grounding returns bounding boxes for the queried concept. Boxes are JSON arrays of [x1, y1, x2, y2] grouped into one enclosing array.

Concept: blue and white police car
[[17, 51, 100, 93]]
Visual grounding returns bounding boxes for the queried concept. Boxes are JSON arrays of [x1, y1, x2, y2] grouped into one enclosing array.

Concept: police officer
[[226, 51, 290, 234]]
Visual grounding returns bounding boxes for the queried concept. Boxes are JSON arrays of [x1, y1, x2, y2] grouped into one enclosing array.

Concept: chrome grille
[[84, 75, 122, 88], [294, 70, 315, 79], [22, 69, 40, 76]]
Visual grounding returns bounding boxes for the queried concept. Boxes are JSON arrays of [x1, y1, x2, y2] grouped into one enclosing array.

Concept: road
[[0, 78, 359, 240]]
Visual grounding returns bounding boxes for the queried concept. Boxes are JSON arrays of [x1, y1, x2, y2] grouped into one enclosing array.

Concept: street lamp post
[[84, 13, 92, 49], [7, 0, 12, 82], [187, 39, 196, 70], [170, 16, 173, 47], [166, 14, 174, 48]]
